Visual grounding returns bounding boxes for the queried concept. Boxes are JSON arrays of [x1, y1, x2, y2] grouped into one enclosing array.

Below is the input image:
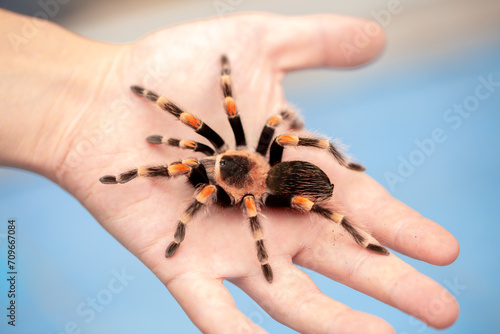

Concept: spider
[[99, 55, 389, 283]]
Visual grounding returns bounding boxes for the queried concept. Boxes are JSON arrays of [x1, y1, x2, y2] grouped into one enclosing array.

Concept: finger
[[233, 262, 395, 334], [293, 228, 460, 329], [335, 172, 460, 266], [166, 273, 267, 334], [265, 14, 386, 71]]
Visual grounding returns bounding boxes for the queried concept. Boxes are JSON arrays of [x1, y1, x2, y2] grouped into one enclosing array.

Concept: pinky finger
[[166, 273, 267, 334]]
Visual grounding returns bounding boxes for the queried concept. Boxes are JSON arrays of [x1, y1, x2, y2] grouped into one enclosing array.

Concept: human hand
[[1, 10, 459, 333]]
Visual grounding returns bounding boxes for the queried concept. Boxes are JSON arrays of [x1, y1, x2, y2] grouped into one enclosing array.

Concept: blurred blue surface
[[1, 34, 500, 334]]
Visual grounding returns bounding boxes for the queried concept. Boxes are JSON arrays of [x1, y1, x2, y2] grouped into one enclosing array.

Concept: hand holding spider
[[0, 9, 459, 334]]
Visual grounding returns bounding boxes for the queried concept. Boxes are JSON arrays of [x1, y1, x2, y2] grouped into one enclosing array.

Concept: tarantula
[[99, 55, 389, 283]]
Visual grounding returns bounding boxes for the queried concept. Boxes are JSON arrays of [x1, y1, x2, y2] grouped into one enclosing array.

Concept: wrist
[[0, 9, 125, 183]]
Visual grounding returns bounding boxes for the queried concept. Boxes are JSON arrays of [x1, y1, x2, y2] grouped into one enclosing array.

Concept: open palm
[[56, 13, 459, 333]]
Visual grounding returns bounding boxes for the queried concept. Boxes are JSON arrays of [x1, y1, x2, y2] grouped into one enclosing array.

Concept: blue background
[[1, 1, 500, 333]]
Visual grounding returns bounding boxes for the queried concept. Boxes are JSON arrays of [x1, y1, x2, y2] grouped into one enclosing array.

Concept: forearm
[[0, 9, 119, 181]]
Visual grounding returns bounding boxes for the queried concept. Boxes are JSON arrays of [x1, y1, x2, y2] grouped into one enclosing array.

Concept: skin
[[0, 8, 460, 334]]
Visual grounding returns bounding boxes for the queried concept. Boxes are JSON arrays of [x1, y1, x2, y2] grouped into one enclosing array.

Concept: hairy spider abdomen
[[266, 161, 334, 202]]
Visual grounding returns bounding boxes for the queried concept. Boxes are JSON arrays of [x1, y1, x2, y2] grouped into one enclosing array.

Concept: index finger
[[334, 172, 460, 266]]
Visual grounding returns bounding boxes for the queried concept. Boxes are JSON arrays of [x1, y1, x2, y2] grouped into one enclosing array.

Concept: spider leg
[[220, 55, 246, 147], [146, 135, 215, 156], [165, 184, 217, 257], [99, 159, 200, 185], [264, 194, 389, 255], [131, 86, 226, 152], [283, 109, 305, 131], [269, 135, 366, 171], [242, 195, 273, 283], [256, 108, 302, 156]]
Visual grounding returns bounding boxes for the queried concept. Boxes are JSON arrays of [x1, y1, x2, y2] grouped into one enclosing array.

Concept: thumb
[[265, 14, 386, 71]]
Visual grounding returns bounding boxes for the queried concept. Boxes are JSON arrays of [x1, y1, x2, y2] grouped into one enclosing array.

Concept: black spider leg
[[146, 135, 215, 156], [165, 184, 218, 257], [131, 86, 226, 152], [191, 158, 233, 207], [220, 55, 246, 147], [256, 109, 302, 156], [269, 135, 366, 171], [242, 194, 273, 283], [264, 194, 389, 255], [285, 109, 305, 131], [164, 158, 231, 257], [99, 159, 200, 184]]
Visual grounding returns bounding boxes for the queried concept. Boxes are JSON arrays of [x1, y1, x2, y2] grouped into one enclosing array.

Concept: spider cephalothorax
[[99, 55, 389, 283]]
